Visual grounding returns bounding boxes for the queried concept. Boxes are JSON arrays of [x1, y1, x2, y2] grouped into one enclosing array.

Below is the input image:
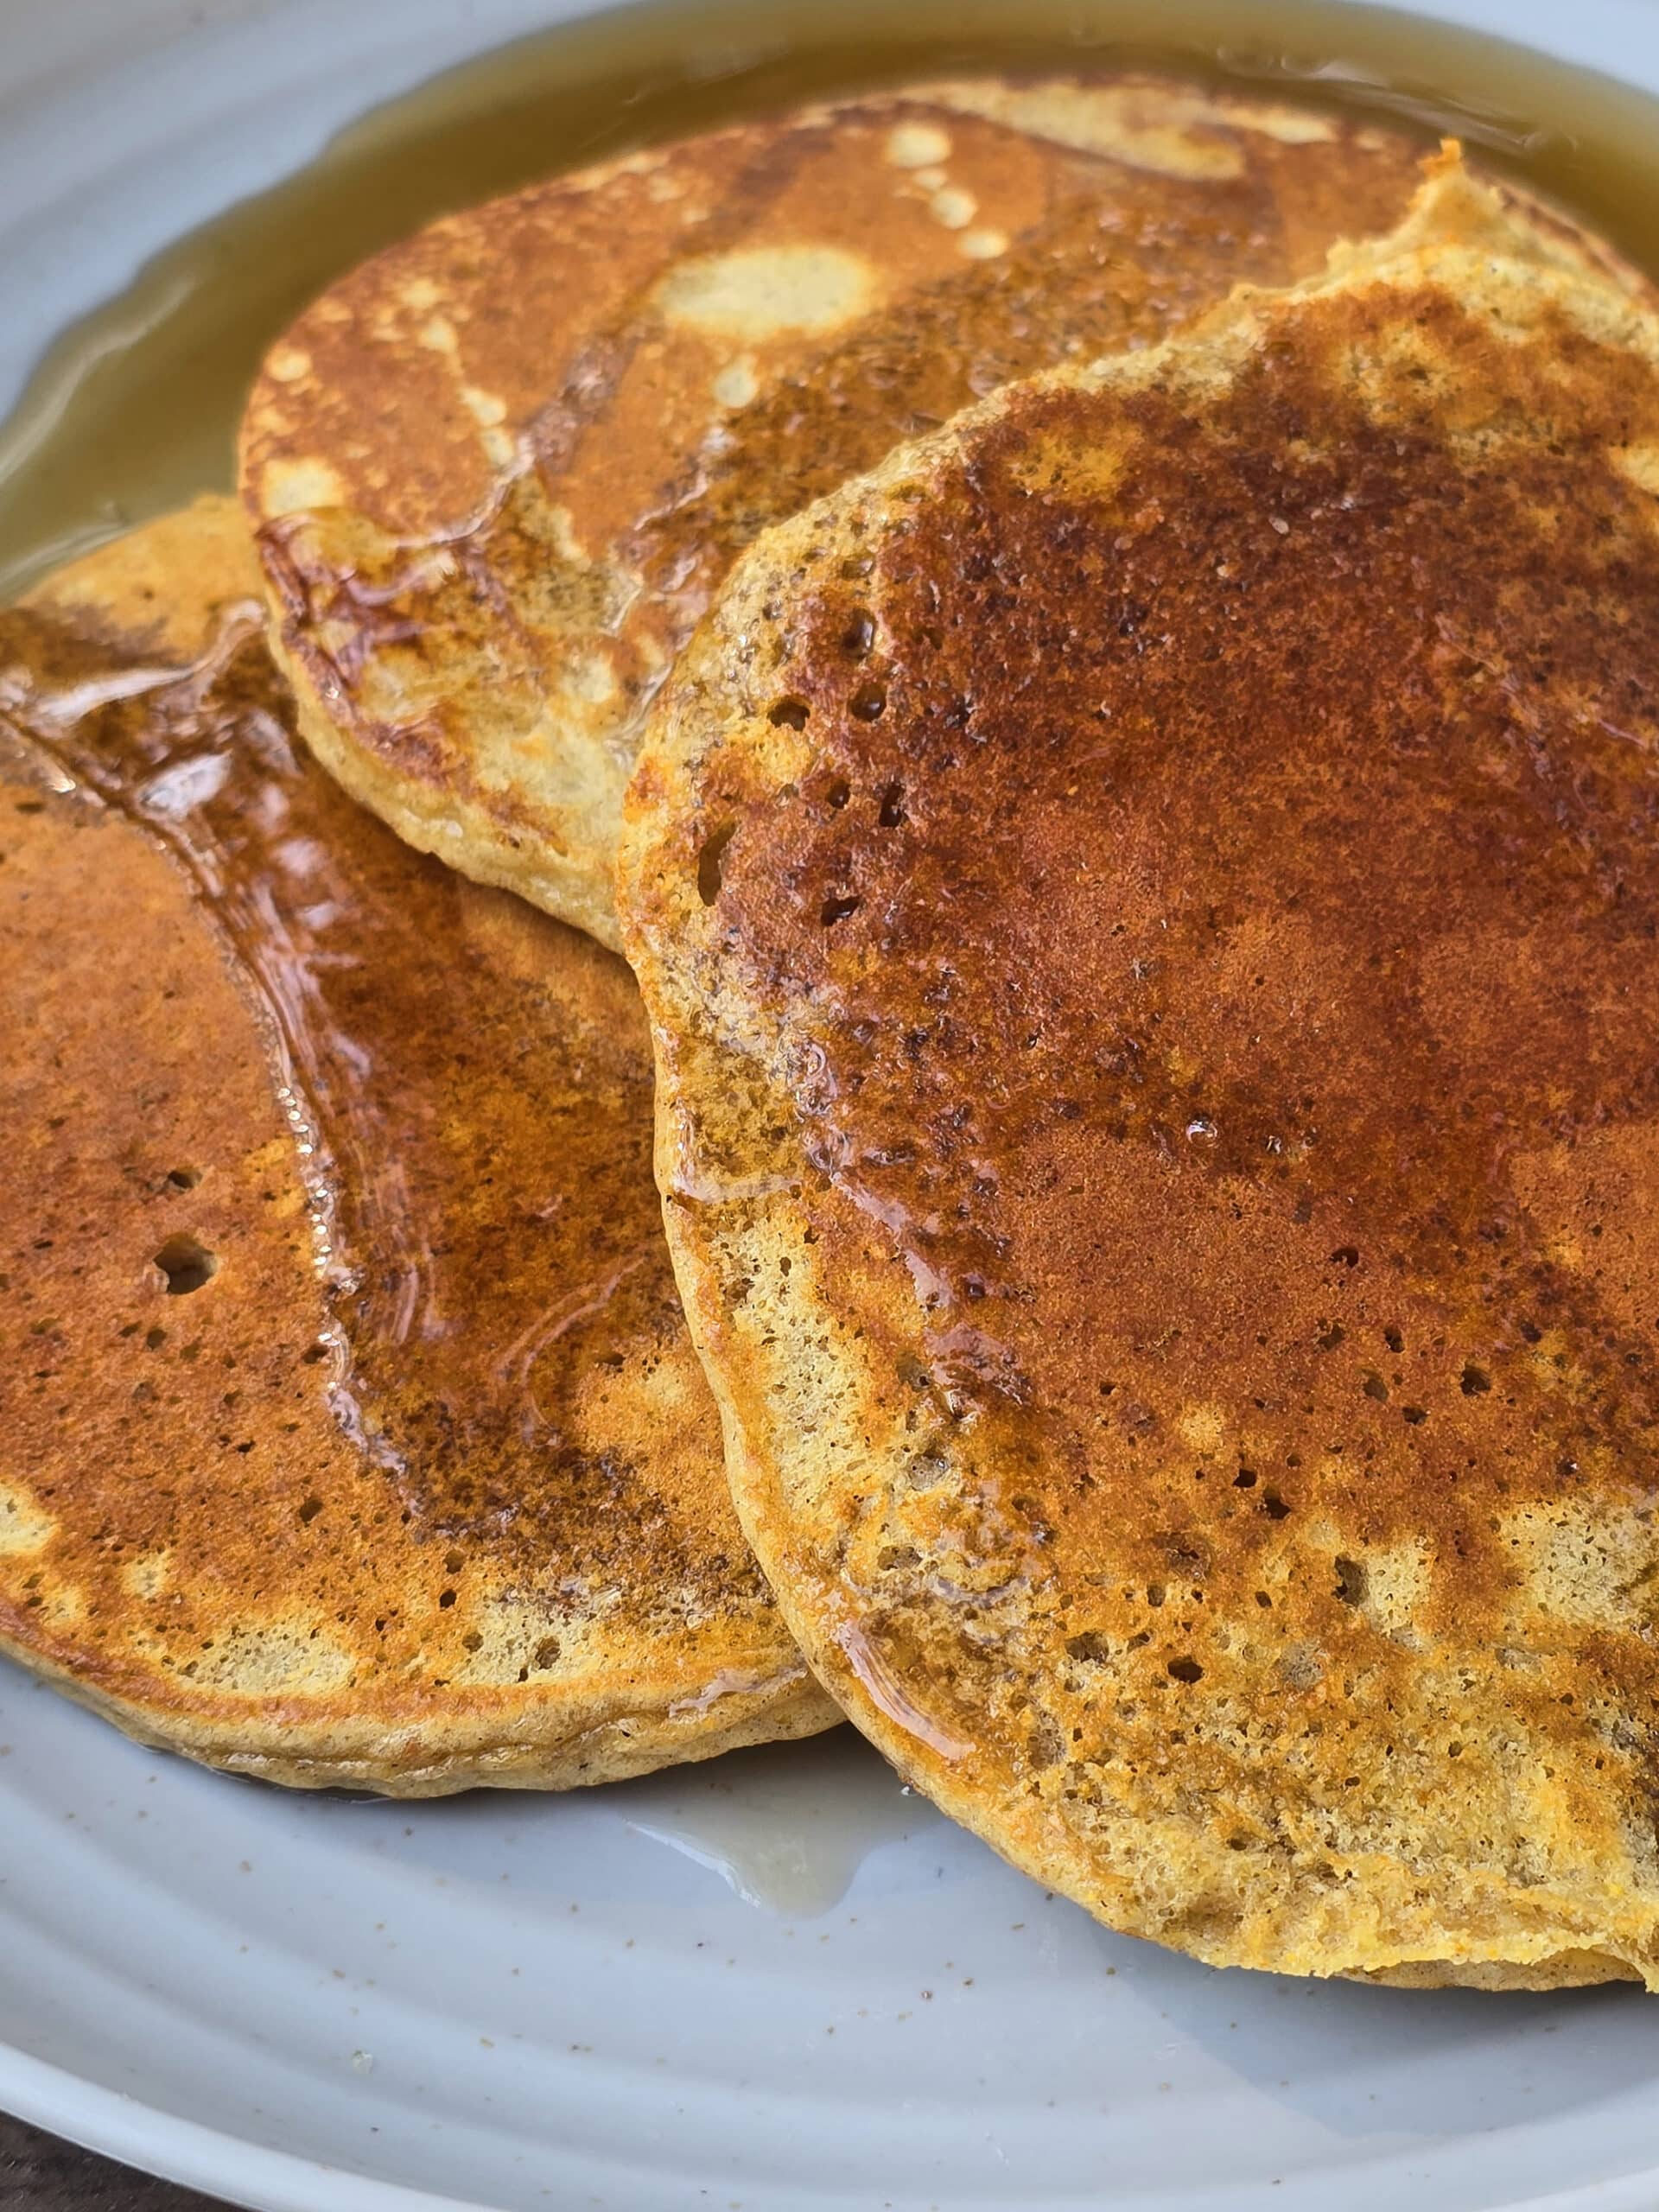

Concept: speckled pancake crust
[[619, 159, 1659, 1986], [241, 77, 1429, 948], [0, 500, 834, 1793]]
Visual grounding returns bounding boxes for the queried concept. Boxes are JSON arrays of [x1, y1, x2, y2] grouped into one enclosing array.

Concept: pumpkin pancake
[[0, 498, 834, 1793], [240, 76, 1430, 950], [618, 156, 1659, 1986]]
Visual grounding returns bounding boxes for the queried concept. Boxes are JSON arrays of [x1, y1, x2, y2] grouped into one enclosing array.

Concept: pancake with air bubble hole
[[617, 151, 1659, 1988], [0, 497, 836, 1794], [238, 73, 1448, 951]]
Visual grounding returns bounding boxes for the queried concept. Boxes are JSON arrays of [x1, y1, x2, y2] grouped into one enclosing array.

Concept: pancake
[[240, 76, 1431, 950], [617, 156, 1659, 1986], [0, 498, 835, 1793]]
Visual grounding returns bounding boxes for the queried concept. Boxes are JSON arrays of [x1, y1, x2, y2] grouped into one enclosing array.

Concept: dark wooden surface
[[0, 2113, 228, 2209]]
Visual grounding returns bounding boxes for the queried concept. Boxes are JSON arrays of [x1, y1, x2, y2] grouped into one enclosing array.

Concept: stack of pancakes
[[6, 73, 1659, 1993]]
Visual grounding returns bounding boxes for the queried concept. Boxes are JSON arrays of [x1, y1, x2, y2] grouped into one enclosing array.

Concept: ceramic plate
[[7, 3, 1659, 2207]]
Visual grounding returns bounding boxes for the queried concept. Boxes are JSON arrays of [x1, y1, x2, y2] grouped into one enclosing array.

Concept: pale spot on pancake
[[1300, 1530, 1442, 1654], [1503, 1501, 1658, 1631], [265, 344, 312, 385], [481, 427, 518, 469], [647, 169, 685, 205], [887, 122, 952, 169], [1177, 1403, 1226, 1453], [570, 1334, 696, 1445], [35, 1580, 84, 1631], [929, 186, 977, 232], [654, 246, 876, 340], [960, 228, 1009, 261], [545, 505, 589, 563], [455, 1586, 618, 1686], [711, 356, 760, 410], [1353, 318, 1470, 410], [563, 652, 619, 707], [191, 1621, 354, 1694], [0, 1480, 52, 1556], [1241, 105, 1332, 144], [122, 1550, 171, 1601], [259, 458, 347, 518], [632, 1352, 694, 1417], [461, 385, 508, 429], [399, 276, 442, 313], [1009, 431, 1127, 504], [454, 1593, 562, 1685], [1351, 1538, 1432, 1639], [931, 82, 1272, 181], [912, 165, 946, 191], [1165, 1044, 1201, 1087], [418, 314, 460, 357], [1615, 442, 1659, 498]]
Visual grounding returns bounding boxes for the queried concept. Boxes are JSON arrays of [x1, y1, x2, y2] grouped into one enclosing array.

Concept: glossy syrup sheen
[[1, 584, 739, 1599], [6, 0, 1659, 599]]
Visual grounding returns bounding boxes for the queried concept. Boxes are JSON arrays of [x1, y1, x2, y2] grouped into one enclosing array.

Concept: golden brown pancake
[[240, 76, 1429, 949], [618, 157, 1659, 1986], [0, 498, 835, 1792]]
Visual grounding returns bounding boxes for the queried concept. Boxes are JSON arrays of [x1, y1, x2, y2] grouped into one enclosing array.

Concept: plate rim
[[16, 2031, 1659, 2212], [1, 2044, 490, 2212]]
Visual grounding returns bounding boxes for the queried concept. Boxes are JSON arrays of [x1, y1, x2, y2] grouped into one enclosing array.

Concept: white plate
[[8, 5, 1659, 2209]]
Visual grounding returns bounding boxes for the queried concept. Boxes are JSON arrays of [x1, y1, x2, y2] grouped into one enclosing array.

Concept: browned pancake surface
[[242, 79, 1427, 946], [0, 500, 832, 1791], [620, 166, 1659, 1983]]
